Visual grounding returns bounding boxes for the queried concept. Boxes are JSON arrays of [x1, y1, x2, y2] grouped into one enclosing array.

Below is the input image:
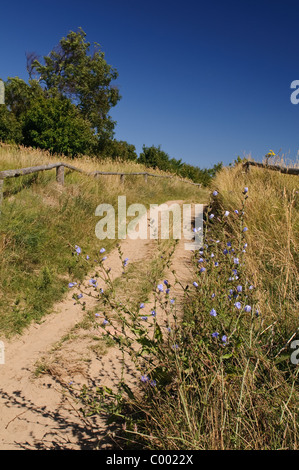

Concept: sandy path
[[0, 200, 200, 450]]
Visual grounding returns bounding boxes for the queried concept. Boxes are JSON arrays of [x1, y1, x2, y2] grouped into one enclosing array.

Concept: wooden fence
[[0, 161, 201, 206], [243, 160, 299, 175]]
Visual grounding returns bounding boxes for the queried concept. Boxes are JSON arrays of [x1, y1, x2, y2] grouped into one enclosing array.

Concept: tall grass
[[77, 162, 298, 450], [0, 143, 206, 337], [212, 162, 298, 346]]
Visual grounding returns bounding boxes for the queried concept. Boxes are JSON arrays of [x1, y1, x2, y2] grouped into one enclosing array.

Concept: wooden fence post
[[144, 173, 148, 183], [120, 174, 125, 184], [56, 165, 65, 185]]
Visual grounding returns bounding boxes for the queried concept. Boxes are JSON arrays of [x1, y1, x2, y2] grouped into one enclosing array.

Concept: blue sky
[[1, 0, 299, 168]]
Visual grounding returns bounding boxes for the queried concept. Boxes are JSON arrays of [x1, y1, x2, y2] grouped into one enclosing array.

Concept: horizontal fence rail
[[0, 162, 201, 206], [243, 160, 299, 175]]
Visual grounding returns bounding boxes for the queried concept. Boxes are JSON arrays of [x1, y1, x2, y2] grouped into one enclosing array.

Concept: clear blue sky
[[1, 0, 299, 168]]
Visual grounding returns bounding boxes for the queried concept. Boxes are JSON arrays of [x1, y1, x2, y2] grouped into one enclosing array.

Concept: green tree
[[0, 106, 23, 144], [138, 145, 171, 171], [22, 94, 97, 157], [99, 139, 137, 161], [29, 28, 121, 144], [138, 144, 222, 186], [5, 77, 44, 119]]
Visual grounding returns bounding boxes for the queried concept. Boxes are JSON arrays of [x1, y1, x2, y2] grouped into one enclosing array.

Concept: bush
[[22, 95, 98, 157], [0, 106, 23, 144], [138, 144, 222, 185], [99, 139, 138, 161]]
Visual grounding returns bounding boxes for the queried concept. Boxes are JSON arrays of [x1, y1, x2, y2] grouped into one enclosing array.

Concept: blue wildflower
[[234, 301, 242, 309], [212, 332, 219, 338], [68, 282, 77, 288], [75, 245, 81, 255], [199, 267, 206, 273], [193, 281, 199, 287], [213, 190, 218, 196], [237, 285, 242, 293], [139, 303, 145, 309], [100, 248, 106, 253], [157, 284, 164, 292], [210, 308, 217, 317], [151, 310, 156, 317], [243, 227, 248, 232], [222, 335, 228, 343], [244, 305, 252, 313]]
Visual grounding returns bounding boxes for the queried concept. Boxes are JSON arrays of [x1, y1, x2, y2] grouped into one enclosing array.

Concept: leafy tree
[[138, 145, 172, 172], [5, 77, 44, 119], [22, 94, 97, 157], [29, 28, 121, 144], [99, 139, 137, 161], [138, 144, 222, 186], [0, 106, 23, 144], [1, 77, 97, 156]]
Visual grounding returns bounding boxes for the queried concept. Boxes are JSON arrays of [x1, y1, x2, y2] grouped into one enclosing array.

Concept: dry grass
[[108, 161, 299, 450], [211, 161, 298, 337], [0, 143, 207, 337]]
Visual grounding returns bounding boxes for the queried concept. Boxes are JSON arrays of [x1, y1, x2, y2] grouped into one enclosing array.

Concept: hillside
[[108, 161, 298, 451], [0, 145, 298, 450], [0, 143, 206, 337]]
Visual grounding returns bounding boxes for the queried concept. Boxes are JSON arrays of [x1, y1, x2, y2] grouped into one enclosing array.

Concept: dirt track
[[0, 200, 198, 449]]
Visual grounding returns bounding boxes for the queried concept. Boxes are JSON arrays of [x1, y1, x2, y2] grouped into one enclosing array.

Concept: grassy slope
[[212, 163, 298, 341], [115, 162, 299, 450], [0, 143, 207, 337], [1, 145, 298, 449]]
